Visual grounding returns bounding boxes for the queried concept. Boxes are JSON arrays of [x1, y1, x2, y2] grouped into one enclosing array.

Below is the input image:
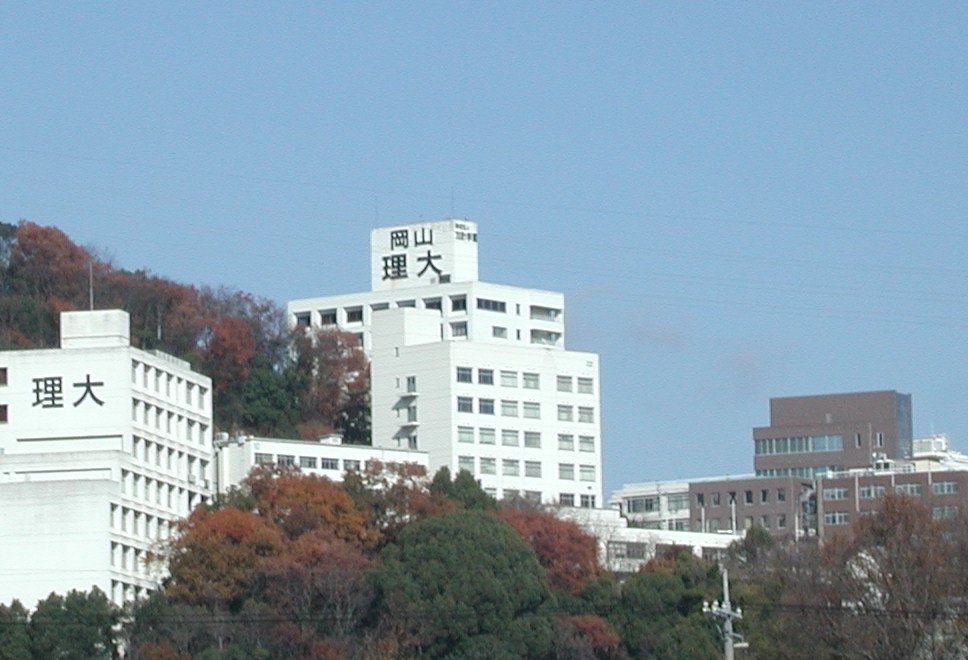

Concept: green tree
[[30, 588, 118, 659], [429, 467, 498, 511], [371, 510, 554, 657], [613, 550, 720, 657], [0, 599, 31, 660]]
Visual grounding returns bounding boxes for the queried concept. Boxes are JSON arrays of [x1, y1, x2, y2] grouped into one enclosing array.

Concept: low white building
[[608, 479, 693, 531], [215, 433, 429, 491], [559, 507, 742, 573], [0, 310, 214, 607], [288, 219, 603, 508]]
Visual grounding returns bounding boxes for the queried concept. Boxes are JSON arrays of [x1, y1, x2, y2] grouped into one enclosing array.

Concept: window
[[557, 405, 573, 422], [480, 458, 496, 475], [492, 326, 508, 338], [406, 405, 417, 422], [626, 496, 658, 513], [501, 400, 518, 417], [875, 432, 885, 448], [457, 397, 473, 413], [477, 298, 506, 312], [558, 434, 574, 451], [503, 489, 519, 500], [556, 375, 572, 392], [667, 493, 689, 511], [824, 512, 849, 526], [423, 298, 442, 310], [501, 430, 519, 446], [760, 515, 770, 528], [458, 426, 474, 444], [859, 485, 886, 499], [524, 432, 541, 448], [855, 432, 862, 448], [559, 493, 575, 507], [712, 492, 721, 506], [319, 309, 337, 325], [0, 367, 7, 386], [346, 307, 363, 323], [777, 514, 787, 528], [397, 299, 416, 308], [895, 483, 922, 496], [408, 435, 418, 449], [580, 495, 596, 508], [577, 377, 593, 394], [933, 505, 959, 520], [406, 376, 417, 392], [479, 428, 496, 444], [255, 453, 272, 465], [299, 456, 317, 469], [523, 402, 540, 419], [456, 367, 473, 383], [559, 463, 575, 480], [344, 460, 361, 472], [524, 490, 541, 503], [579, 465, 596, 482], [502, 460, 519, 476], [823, 487, 849, 501], [478, 369, 494, 385], [500, 370, 518, 387], [777, 488, 786, 502], [320, 458, 339, 470], [0, 404, 6, 423], [451, 295, 467, 312], [760, 489, 769, 504], [578, 407, 595, 423], [525, 461, 541, 477], [754, 434, 845, 455], [479, 399, 495, 415], [522, 372, 540, 389], [458, 456, 475, 473], [933, 481, 959, 495], [579, 436, 595, 452], [277, 455, 296, 467], [451, 322, 467, 337]]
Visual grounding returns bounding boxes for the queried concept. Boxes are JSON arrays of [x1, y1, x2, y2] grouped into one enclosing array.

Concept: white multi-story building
[[288, 219, 603, 507], [0, 310, 214, 607]]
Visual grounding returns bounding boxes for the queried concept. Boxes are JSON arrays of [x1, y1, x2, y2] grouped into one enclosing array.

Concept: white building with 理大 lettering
[[288, 219, 603, 508], [0, 310, 214, 607]]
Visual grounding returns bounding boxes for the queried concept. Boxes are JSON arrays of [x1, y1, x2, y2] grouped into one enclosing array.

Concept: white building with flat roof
[[215, 433, 429, 492], [0, 310, 214, 607], [288, 219, 603, 507]]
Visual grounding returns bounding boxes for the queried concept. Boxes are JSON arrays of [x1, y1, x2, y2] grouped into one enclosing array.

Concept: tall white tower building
[[288, 219, 603, 507], [0, 310, 214, 606]]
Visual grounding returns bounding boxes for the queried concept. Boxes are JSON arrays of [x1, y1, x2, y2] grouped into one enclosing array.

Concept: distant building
[[611, 391, 964, 541], [215, 433, 429, 491], [0, 310, 214, 606], [288, 220, 603, 507]]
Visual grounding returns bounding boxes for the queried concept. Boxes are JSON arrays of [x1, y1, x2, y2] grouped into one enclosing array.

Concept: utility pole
[[703, 569, 746, 659]]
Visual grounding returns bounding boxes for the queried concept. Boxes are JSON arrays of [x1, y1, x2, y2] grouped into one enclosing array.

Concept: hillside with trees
[[0, 220, 368, 443]]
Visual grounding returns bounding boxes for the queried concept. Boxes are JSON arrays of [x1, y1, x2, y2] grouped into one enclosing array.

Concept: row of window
[[131, 436, 208, 480], [457, 457, 597, 482], [696, 488, 788, 508], [754, 434, 844, 456], [110, 542, 152, 575], [254, 453, 363, 473], [625, 493, 690, 513], [456, 367, 594, 393], [132, 398, 208, 446], [302, 299, 563, 325], [131, 360, 207, 411], [111, 504, 174, 543], [822, 481, 959, 500], [756, 465, 844, 478], [120, 470, 205, 511], [455, 396, 594, 422], [704, 513, 789, 532]]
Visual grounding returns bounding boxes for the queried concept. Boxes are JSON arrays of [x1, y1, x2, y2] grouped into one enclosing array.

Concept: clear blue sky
[[2, 3, 966, 496]]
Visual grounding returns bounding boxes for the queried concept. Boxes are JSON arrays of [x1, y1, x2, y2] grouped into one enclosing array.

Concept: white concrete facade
[[216, 434, 429, 491], [608, 479, 694, 530], [287, 219, 602, 508], [0, 310, 213, 607]]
